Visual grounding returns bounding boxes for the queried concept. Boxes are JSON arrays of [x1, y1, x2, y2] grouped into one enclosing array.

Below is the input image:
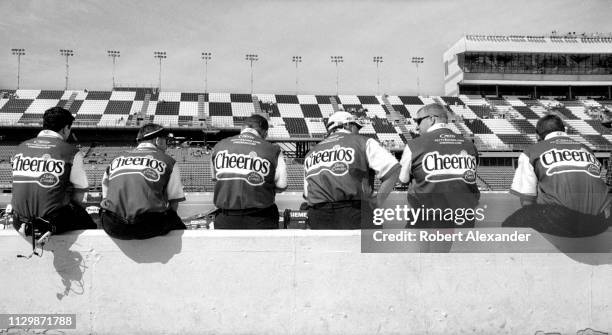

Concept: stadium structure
[[2, 34, 612, 335], [0, 33, 611, 199]]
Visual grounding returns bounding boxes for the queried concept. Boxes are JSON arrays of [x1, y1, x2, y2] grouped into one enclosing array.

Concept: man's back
[[519, 135, 608, 215], [403, 127, 480, 210], [212, 131, 280, 209], [101, 145, 176, 220], [304, 131, 371, 205], [12, 135, 78, 218]]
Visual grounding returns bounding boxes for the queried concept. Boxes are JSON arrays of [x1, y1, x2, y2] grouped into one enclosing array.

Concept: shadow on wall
[[108, 230, 184, 264], [35, 231, 89, 300], [541, 232, 612, 266]]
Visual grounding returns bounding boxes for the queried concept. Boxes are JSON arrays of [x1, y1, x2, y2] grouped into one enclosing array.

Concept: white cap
[[326, 111, 364, 131]]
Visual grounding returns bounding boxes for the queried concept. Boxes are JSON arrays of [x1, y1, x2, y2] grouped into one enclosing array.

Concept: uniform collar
[[241, 128, 262, 138], [137, 142, 158, 150], [426, 123, 450, 133], [544, 131, 568, 140], [37, 130, 64, 140]]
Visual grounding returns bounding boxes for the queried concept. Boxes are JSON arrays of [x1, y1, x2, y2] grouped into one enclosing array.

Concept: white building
[[443, 34, 612, 98]]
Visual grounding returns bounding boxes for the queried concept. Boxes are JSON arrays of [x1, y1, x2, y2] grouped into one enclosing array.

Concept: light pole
[[11, 48, 25, 89], [59, 49, 74, 90], [373, 56, 383, 95], [201, 52, 212, 93], [292, 56, 302, 94], [107, 50, 120, 89], [330, 56, 344, 96], [411, 56, 424, 95], [245, 54, 259, 94], [154, 51, 167, 91]]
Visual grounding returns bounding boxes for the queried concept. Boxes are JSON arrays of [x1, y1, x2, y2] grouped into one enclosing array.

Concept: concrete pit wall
[[0, 229, 611, 335]]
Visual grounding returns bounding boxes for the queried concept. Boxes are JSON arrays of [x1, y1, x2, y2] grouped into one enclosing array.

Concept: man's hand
[[71, 189, 88, 208], [169, 200, 180, 212], [368, 194, 379, 210], [376, 168, 400, 208]]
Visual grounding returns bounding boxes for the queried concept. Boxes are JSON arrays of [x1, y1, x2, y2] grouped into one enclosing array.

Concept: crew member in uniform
[[505, 114, 610, 236], [399, 104, 480, 228], [100, 123, 186, 239], [11, 107, 96, 238], [211, 114, 287, 229], [304, 111, 400, 229]]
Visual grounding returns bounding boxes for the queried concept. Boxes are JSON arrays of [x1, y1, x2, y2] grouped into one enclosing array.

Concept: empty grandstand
[[1, 85, 611, 192]]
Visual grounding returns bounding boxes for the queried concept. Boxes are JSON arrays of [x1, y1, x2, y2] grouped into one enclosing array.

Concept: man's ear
[[62, 125, 72, 140]]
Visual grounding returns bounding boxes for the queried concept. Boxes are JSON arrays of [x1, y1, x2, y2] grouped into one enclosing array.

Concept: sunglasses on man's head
[[415, 115, 435, 126]]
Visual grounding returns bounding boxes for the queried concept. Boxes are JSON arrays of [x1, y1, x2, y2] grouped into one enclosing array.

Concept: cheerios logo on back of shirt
[[421, 150, 477, 183], [304, 145, 355, 178], [214, 150, 271, 186], [539, 148, 601, 177], [12, 153, 66, 188], [108, 155, 167, 182]]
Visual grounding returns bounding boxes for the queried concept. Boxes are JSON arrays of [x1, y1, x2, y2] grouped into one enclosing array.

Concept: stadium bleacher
[[2, 90, 612, 192]]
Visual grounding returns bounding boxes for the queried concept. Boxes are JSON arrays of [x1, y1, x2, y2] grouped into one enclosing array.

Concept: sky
[[1, 0, 611, 96]]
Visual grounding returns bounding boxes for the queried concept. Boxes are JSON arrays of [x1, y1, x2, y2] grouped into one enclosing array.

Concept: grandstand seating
[[284, 118, 309, 137], [477, 167, 515, 191], [440, 96, 464, 106], [497, 134, 537, 151], [3, 89, 612, 192], [2, 90, 612, 146], [464, 119, 493, 134], [0, 145, 15, 163], [0, 163, 12, 189], [474, 134, 510, 151], [399, 96, 423, 105], [286, 164, 304, 191], [467, 105, 495, 119]]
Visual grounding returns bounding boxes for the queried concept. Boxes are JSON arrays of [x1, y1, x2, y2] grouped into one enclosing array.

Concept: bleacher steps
[[382, 95, 405, 123], [329, 96, 340, 112], [252, 95, 266, 118], [63, 92, 78, 110], [455, 122, 474, 137], [197, 94, 206, 120], [139, 94, 150, 120]]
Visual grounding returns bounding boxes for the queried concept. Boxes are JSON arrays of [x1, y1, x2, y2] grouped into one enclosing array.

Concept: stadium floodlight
[[11, 48, 25, 89], [292, 56, 302, 94], [154, 51, 167, 91], [373, 56, 384, 95], [107, 50, 121, 89], [201, 52, 212, 93], [59, 49, 74, 90], [411, 56, 424, 96], [330, 56, 344, 96], [245, 54, 259, 94]]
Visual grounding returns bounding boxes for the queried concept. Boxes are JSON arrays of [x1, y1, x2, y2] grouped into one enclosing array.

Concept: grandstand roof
[[450, 35, 612, 54]]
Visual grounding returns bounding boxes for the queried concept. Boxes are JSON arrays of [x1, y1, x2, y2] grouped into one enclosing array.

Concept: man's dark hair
[[244, 114, 269, 133], [536, 114, 565, 140], [43, 107, 75, 132]]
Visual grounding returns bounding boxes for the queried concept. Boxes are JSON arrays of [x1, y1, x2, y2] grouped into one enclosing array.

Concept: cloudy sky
[[1, 0, 611, 96]]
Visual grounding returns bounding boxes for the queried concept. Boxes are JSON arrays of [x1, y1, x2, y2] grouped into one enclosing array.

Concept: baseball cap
[[326, 111, 364, 131], [136, 123, 171, 142], [414, 104, 448, 122]]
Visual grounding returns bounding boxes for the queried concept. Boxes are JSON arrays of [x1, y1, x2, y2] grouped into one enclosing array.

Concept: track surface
[[0, 191, 519, 227]]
